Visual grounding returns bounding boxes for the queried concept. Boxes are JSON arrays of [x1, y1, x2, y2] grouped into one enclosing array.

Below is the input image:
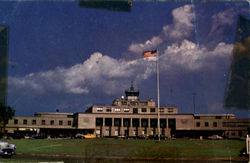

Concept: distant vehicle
[[148, 134, 166, 140], [137, 134, 149, 139], [117, 135, 127, 139], [32, 134, 46, 139], [208, 135, 223, 140], [0, 141, 16, 158], [83, 134, 96, 139], [75, 133, 85, 139]]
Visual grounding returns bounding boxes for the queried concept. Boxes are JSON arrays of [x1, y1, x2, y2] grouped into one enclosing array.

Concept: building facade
[[5, 84, 250, 139]]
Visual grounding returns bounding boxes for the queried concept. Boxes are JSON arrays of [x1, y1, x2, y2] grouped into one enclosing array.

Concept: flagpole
[[156, 50, 160, 141]]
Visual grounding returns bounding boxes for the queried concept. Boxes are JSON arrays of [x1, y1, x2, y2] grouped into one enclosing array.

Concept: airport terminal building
[[5, 84, 250, 139]]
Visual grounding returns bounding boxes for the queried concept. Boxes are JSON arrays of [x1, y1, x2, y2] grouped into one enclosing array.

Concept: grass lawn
[[0, 139, 247, 162], [5, 139, 246, 157]]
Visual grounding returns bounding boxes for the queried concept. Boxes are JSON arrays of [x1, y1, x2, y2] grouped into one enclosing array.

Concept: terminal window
[[14, 119, 18, 124], [32, 120, 36, 125], [168, 108, 173, 113], [124, 108, 130, 112], [106, 108, 111, 112], [23, 120, 27, 125], [150, 108, 155, 112], [205, 122, 209, 127], [115, 108, 121, 112], [97, 107, 103, 112]]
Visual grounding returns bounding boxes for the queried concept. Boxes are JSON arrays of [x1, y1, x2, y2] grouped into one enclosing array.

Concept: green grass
[[4, 139, 245, 158]]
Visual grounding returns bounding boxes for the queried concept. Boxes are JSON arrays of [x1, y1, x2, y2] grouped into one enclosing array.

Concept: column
[[101, 118, 105, 137], [120, 118, 124, 136], [111, 117, 115, 136], [138, 118, 142, 136], [129, 118, 133, 136], [148, 118, 151, 135]]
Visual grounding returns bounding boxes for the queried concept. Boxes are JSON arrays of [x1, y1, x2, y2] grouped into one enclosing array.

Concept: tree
[[0, 104, 15, 137]]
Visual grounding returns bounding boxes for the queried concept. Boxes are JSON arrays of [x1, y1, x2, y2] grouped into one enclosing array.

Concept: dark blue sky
[[0, 1, 249, 118]]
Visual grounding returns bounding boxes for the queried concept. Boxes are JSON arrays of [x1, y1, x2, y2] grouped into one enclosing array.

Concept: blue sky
[[0, 1, 249, 117]]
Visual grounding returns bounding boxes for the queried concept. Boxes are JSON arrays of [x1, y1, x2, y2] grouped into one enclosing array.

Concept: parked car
[[148, 134, 166, 140], [75, 133, 85, 139], [0, 141, 16, 158], [32, 134, 46, 139], [83, 134, 96, 139], [137, 134, 149, 139], [208, 135, 223, 140], [117, 135, 128, 139]]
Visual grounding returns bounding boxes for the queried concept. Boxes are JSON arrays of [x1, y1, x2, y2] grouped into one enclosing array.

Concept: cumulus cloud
[[163, 5, 194, 40], [210, 8, 234, 34], [206, 8, 236, 48], [8, 5, 234, 97], [9, 40, 233, 96], [8, 52, 155, 95], [160, 40, 233, 71], [128, 5, 194, 54], [129, 36, 163, 54]]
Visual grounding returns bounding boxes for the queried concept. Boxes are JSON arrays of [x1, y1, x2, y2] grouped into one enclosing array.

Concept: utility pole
[[192, 93, 196, 114]]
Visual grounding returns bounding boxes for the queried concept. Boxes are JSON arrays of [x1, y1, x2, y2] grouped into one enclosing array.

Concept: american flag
[[142, 49, 157, 58]]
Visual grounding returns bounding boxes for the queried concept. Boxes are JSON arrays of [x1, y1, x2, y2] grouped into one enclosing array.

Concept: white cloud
[[128, 36, 163, 54], [8, 5, 235, 97], [208, 8, 235, 42], [160, 40, 233, 71], [165, 4, 194, 40], [128, 5, 194, 54], [9, 52, 155, 95], [211, 8, 234, 32], [9, 40, 233, 96]]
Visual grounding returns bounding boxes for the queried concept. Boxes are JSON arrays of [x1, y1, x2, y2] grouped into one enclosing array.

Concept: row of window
[[96, 118, 168, 128], [96, 107, 174, 113], [196, 122, 218, 127], [194, 116, 232, 120], [121, 101, 148, 106], [14, 119, 72, 126]]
